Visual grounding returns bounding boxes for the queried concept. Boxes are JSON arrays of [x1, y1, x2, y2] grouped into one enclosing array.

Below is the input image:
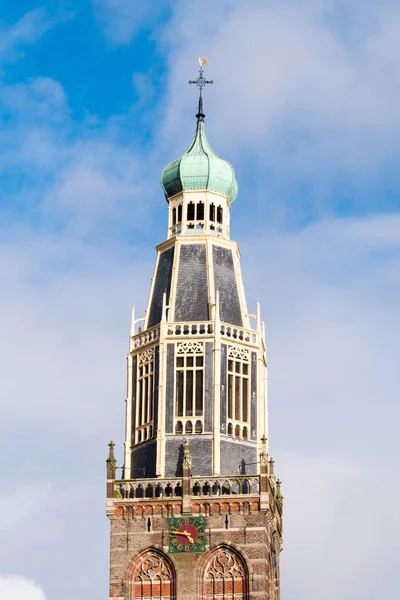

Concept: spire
[[189, 56, 214, 122], [183, 438, 192, 472], [260, 435, 269, 467], [106, 440, 117, 474], [197, 95, 205, 121], [276, 479, 283, 501]]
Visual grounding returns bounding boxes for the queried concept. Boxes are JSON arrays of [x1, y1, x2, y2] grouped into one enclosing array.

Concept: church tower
[[106, 62, 283, 600]]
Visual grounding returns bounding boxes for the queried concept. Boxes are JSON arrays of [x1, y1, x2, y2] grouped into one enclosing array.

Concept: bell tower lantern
[[106, 59, 283, 600]]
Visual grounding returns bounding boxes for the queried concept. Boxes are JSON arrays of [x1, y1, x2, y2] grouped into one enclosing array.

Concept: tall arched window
[[202, 546, 248, 600], [129, 549, 175, 600], [209, 203, 215, 222], [197, 202, 204, 220], [187, 202, 195, 221]]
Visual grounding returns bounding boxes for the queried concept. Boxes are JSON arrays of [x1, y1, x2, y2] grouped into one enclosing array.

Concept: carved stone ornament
[[138, 348, 154, 366], [228, 345, 249, 361], [183, 439, 192, 470], [176, 341, 203, 355]]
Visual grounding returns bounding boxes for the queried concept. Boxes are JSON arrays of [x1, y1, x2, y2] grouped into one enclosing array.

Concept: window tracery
[[130, 549, 175, 600], [202, 547, 247, 600], [228, 345, 249, 361]]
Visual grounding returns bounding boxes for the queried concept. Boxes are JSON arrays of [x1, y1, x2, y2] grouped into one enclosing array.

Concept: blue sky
[[1, 2, 400, 599]]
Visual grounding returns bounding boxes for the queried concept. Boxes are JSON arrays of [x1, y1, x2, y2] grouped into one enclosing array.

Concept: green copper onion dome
[[161, 116, 238, 204]]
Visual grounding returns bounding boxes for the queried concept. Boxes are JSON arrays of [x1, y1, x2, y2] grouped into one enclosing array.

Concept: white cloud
[[280, 453, 400, 600], [0, 75, 158, 234], [92, 0, 170, 44], [0, 8, 68, 63], [0, 484, 50, 533], [160, 0, 400, 184], [0, 576, 46, 600]]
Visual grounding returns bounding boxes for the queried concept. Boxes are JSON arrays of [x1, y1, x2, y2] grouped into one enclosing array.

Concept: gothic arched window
[[129, 549, 175, 600], [202, 546, 248, 600]]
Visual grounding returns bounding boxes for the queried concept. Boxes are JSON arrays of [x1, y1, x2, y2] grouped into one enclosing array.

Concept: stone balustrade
[[132, 325, 160, 349], [115, 474, 260, 501], [131, 321, 259, 350]]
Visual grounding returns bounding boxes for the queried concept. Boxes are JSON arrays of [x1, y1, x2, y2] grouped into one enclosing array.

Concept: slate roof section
[[147, 246, 175, 328], [174, 244, 209, 322], [213, 245, 243, 327]]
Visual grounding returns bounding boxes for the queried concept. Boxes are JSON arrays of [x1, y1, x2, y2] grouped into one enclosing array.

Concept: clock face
[[168, 516, 206, 553]]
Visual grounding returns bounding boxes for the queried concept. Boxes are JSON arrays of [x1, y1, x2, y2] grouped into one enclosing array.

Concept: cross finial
[[189, 56, 214, 121]]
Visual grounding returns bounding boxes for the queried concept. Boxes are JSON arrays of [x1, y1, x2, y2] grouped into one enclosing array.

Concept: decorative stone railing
[[220, 324, 258, 345], [109, 461, 283, 548], [131, 321, 259, 350], [166, 322, 214, 336], [132, 325, 160, 349], [115, 475, 260, 501]]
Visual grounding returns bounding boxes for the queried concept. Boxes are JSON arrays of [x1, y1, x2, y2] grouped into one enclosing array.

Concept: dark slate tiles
[[174, 244, 209, 321], [220, 438, 257, 476], [213, 245, 243, 327], [131, 438, 157, 478], [165, 436, 212, 477], [148, 246, 175, 327]]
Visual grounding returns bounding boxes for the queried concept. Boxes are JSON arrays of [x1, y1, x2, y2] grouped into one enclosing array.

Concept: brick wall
[[109, 497, 280, 600]]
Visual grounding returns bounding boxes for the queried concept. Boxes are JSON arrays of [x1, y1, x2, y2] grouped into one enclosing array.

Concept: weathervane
[[189, 56, 214, 120]]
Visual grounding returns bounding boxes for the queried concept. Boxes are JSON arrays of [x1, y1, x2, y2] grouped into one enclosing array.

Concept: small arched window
[[209, 203, 215, 222], [217, 206, 223, 224], [235, 425, 240, 438], [175, 421, 183, 435], [227, 423, 233, 436], [187, 202, 195, 221], [196, 202, 204, 220], [243, 426, 248, 440], [172, 207, 177, 225], [195, 420, 203, 434], [144, 428, 148, 441], [185, 421, 193, 434], [137, 430, 142, 443], [178, 204, 182, 223]]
